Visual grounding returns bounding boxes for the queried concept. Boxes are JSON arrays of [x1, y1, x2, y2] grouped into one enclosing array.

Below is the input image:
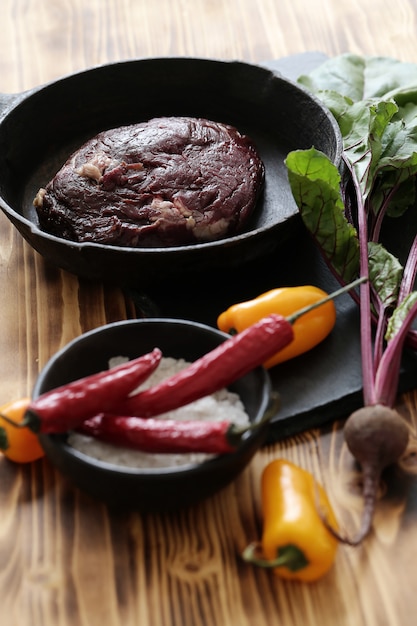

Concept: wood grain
[[2, 1, 417, 625]]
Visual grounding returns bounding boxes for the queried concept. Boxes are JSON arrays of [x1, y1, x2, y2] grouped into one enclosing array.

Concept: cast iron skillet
[[0, 57, 342, 286]]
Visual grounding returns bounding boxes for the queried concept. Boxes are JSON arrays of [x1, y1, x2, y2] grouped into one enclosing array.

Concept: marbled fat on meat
[[34, 117, 265, 247]]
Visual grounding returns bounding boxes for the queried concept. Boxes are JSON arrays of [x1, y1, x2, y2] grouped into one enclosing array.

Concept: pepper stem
[[0, 426, 9, 452], [0, 412, 31, 429], [242, 542, 309, 572], [287, 276, 367, 325]]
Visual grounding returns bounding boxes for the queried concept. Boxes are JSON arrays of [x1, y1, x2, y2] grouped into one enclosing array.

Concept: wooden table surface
[[2, 1, 417, 625]]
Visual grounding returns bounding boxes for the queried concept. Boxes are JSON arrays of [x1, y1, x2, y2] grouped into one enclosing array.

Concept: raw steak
[[34, 116, 264, 247]]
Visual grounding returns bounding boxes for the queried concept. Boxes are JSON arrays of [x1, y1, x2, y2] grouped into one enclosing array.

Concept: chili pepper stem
[[287, 277, 367, 325], [242, 542, 309, 571], [0, 426, 9, 451], [0, 412, 29, 429]]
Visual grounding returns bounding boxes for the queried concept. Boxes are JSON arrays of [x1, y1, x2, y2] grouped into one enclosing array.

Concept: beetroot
[[335, 405, 409, 545]]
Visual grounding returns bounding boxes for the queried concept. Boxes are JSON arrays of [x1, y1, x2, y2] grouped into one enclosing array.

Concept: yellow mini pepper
[[217, 285, 336, 367], [0, 397, 45, 463], [242, 459, 339, 582]]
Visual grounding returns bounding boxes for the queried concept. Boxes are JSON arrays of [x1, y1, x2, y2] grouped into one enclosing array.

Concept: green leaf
[[343, 99, 399, 198], [310, 92, 400, 200], [298, 54, 417, 102], [311, 90, 354, 124], [300, 55, 417, 206], [393, 99, 417, 124], [368, 242, 403, 308], [366, 108, 417, 215], [371, 175, 417, 218], [285, 148, 360, 282], [386, 291, 417, 341], [298, 54, 368, 101], [377, 122, 417, 170]]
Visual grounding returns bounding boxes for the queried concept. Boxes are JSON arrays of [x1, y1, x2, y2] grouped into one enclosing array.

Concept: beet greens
[[285, 53, 417, 544]]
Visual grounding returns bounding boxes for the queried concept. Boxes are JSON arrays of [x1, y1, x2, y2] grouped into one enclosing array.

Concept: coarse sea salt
[[68, 356, 250, 469]]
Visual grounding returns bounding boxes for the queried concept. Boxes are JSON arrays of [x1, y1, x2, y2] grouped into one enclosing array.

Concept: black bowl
[[34, 319, 272, 511], [0, 57, 342, 286]]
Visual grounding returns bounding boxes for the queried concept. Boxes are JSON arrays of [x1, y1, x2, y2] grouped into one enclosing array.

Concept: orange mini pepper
[[0, 397, 45, 463], [242, 459, 339, 582], [217, 285, 336, 367]]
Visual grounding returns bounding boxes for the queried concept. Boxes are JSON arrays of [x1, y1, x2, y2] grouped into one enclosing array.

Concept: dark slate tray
[[128, 52, 417, 443]]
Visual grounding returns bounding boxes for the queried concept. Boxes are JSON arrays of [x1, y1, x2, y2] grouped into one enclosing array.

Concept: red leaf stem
[[351, 166, 375, 406], [374, 298, 417, 406]]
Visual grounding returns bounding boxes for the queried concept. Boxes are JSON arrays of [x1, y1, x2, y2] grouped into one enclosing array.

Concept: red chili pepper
[[23, 348, 162, 434], [78, 410, 274, 454], [115, 314, 294, 419]]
